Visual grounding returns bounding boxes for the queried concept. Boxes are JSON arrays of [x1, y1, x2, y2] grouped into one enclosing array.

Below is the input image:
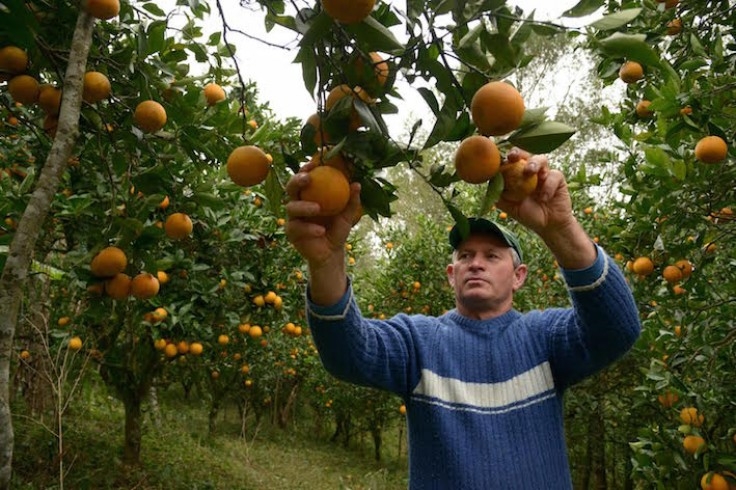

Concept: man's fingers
[[535, 168, 565, 202]]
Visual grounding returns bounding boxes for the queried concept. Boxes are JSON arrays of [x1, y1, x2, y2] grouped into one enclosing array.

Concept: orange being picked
[[82, 71, 111, 103], [694, 135, 728, 164], [311, 149, 354, 180], [226, 145, 271, 187], [453, 135, 501, 184], [500, 159, 538, 202], [164, 212, 193, 240], [321, 0, 375, 24], [299, 165, 351, 216], [90, 246, 127, 277], [134, 100, 167, 133], [470, 81, 525, 136]]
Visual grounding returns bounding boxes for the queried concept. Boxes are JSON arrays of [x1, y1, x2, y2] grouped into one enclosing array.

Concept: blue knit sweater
[[307, 246, 641, 489]]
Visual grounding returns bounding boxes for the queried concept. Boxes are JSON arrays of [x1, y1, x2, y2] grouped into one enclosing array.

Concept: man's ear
[[512, 264, 528, 292], [446, 263, 455, 288]]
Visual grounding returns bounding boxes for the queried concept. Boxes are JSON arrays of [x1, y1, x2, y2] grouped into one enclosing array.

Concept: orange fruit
[[353, 51, 390, 89], [321, 0, 375, 24], [619, 61, 644, 83], [662, 265, 683, 283], [217, 334, 229, 346], [164, 343, 178, 358], [299, 165, 351, 216], [631, 257, 654, 276], [264, 291, 278, 304], [470, 81, 525, 136], [500, 159, 538, 202], [130, 272, 160, 299], [58, 316, 71, 327], [683, 435, 706, 454], [399, 404, 407, 415], [68, 336, 83, 351], [324, 84, 374, 130], [635, 100, 653, 118], [82, 71, 111, 103], [164, 212, 193, 240], [203, 82, 226, 105], [666, 18, 683, 35], [658, 0, 678, 8], [0, 46, 28, 75], [176, 340, 189, 354], [675, 259, 693, 278], [657, 391, 678, 407], [20, 350, 31, 360], [105, 273, 131, 299], [226, 145, 271, 187], [156, 270, 169, 284], [311, 149, 354, 180], [189, 342, 203, 356], [83, 0, 120, 19], [38, 85, 62, 116], [90, 246, 127, 277], [700, 472, 728, 490], [43, 115, 58, 137], [454, 135, 501, 184], [304, 113, 332, 147], [151, 307, 167, 322], [680, 407, 704, 427], [134, 100, 167, 133], [248, 325, 263, 339], [8, 75, 40, 105], [253, 295, 265, 307], [694, 135, 728, 163]]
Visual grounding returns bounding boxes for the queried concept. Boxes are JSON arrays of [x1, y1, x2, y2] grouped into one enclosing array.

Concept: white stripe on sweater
[[411, 362, 556, 414]]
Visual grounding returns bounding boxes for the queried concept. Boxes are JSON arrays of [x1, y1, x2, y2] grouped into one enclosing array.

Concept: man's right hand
[[284, 163, 361, 305]]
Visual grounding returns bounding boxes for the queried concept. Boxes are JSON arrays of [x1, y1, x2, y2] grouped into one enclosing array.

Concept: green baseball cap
[[449, 217, 523, 262]]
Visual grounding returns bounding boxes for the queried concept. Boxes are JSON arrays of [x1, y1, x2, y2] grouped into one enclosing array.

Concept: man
[[285, 150, 641, 489]]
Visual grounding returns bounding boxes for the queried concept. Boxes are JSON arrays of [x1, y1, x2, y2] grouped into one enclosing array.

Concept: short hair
[[452, 247, 523, 269]]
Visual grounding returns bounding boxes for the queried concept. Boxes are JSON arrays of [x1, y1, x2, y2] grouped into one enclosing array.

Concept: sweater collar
[[443, 308, 522, 330]]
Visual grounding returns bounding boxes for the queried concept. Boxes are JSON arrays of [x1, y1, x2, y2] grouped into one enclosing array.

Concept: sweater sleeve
[[545, 245, 641, 388], [306, 280, 420, 396]]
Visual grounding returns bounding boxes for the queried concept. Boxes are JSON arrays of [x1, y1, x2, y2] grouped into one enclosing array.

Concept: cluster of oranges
[[453, 81, 538, 203]]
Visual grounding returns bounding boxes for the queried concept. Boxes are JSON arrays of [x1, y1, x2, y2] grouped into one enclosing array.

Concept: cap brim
[[449, 218, 522, 261]]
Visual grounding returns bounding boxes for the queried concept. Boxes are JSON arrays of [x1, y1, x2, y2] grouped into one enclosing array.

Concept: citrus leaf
[[507, 122, 576, 154], [480, 173, 504, 214], [564, 0, 605, 17], [590, 8, 642, 30], [346, 17, 404, 54], [599, 33, 662, 68]]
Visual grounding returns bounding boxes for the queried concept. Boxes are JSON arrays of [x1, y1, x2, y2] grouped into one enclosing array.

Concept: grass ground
[[11, 380, 409, 489]]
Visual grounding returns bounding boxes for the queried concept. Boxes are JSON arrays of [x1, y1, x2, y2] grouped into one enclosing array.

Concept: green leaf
[[563, 0, 605, 17], [142, 2, 166, 16], [507, 122, 576, 154], [295, 46, 317, 98], [480, 174, 504, 214], [590, 8, 642, 30], [599, 33, 662, 68], [346, 17, 404, 54], [458, 23, 484, 51], [264, 171, 283, 216]]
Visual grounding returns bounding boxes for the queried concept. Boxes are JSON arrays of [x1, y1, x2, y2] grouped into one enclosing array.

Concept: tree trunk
[[591, 401, 607, 490], [209, 402, 220, 436], [0, 12, 95, 489], [122, 395, 142, 466]]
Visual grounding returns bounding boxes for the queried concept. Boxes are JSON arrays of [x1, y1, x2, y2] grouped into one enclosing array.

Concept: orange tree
[[0, 0, 306, 476], [568, 0, 736, 487]]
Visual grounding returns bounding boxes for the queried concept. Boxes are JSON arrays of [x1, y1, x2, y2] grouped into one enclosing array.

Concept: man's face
[[446, 234, 527, 319]]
